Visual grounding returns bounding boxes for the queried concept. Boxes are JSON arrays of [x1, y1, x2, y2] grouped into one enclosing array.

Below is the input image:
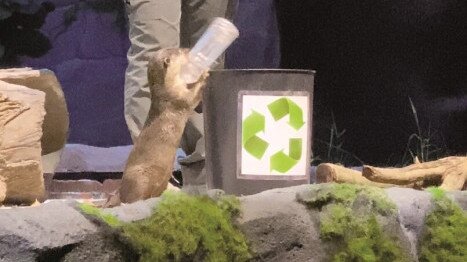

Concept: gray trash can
[[203, 69, 315, 195]]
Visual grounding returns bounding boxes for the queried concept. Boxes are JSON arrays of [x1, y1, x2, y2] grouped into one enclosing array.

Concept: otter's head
[[148, 48, 207, 110]]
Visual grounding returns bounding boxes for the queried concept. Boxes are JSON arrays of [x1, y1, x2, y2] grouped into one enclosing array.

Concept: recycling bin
[[203, 69, 315, 195]]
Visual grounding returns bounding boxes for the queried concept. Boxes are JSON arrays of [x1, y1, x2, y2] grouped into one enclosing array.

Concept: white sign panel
[[239, 94, 309, 177]]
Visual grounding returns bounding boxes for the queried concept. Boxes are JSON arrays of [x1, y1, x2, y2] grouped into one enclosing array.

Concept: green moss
[[78, 203, 121, 228], [303, 184, 396, 215], [320, 204, 353, 240], [419, 188, 467, 262], [121, 192, 251, 262], [322, 205, 405, 262], [302, 184, 407, 262], [426, 187, 446, 201]]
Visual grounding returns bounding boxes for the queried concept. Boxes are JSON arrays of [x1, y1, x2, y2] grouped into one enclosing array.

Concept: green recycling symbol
[[242, 97, 305, 173]]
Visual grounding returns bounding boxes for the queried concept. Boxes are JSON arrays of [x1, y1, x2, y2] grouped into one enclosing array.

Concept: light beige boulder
[[0, 80, 46, 204], [0, 68, 69, 155], [0, 175, 5, 203]]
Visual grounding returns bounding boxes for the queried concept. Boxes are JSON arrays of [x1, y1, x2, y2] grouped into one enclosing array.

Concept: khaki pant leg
[[179, 0, 238, 190], [124, 0, 181, 141]]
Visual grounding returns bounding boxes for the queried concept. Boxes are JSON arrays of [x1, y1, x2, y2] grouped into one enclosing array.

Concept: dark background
[[276, 0, 467, 165]]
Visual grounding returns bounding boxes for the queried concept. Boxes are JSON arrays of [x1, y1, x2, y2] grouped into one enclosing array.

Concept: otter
[[118, 48, 208, 204]]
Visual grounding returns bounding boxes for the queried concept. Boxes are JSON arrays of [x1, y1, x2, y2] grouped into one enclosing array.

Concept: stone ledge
[[0, 185, 465, 261], [0, 201, 97, 261]]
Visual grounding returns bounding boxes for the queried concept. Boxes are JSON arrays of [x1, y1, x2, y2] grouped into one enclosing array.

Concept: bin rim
[[211, 68, 316, 74]]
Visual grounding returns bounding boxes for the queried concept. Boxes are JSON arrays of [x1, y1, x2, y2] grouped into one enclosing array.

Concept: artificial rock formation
[[317, 156, 467, 190], [0, 201, 98, 261], [2, 185, 464, 261], [0, 176, 5, 203], [0, 68, 69, 204], [119, 49, 208, 203], [0, 81, 46, 203], [0, 68, 69, 155]]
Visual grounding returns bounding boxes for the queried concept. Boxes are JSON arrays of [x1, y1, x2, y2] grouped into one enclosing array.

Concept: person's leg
[[124, 0, 181, 141], [179, 0, 238, 191]]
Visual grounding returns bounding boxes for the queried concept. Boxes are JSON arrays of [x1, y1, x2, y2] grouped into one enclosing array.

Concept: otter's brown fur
[[119, 48, 208, 203]]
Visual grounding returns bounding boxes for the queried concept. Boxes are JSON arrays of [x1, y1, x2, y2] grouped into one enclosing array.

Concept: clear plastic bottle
[[180, 17, 239, 84]]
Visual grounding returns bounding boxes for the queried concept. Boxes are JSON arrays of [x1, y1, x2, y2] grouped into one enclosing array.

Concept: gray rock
[[447, 190, 467, 210], [385, 187, 467, 258], [256, 184, 424, 261], [295, 182, 333, 205], [238, 185, 328, 261], [103, 198, 160, 223], [385, 187, 434, 258], [61, 232, 137, 262], [0, 201, 97, 261]]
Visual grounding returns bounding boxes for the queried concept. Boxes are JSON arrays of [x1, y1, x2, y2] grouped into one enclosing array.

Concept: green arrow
[[270, 151, 298, 173], [289, 138, 302, 160], [287, 99, 305, 130], [242, 111, 269, 159], [267, 98, 305, 130], [267, 98, 289, 121], [270, 138, 302, 173]]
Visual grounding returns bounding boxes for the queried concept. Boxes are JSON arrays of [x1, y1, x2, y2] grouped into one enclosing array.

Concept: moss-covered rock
[[298, 183, 410, 262], [78, 192, 251, 262], [79, 203, 122, 228], [122, 192, 250, 262], [74, 185, 467, 262], [299, 183, 396, 214], [419, 188, 467, 262]]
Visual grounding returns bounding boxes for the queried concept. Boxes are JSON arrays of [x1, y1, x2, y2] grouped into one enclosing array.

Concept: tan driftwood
[[0, 80, 46, 204], [316, 163, 396, 188], [119, 48, 208, 203], [363, 156, 467, 190], [317, 157, 466, 191]]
